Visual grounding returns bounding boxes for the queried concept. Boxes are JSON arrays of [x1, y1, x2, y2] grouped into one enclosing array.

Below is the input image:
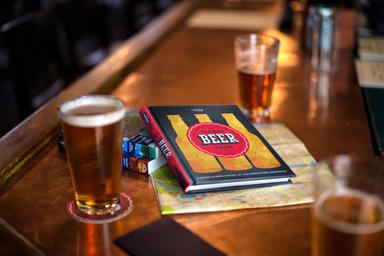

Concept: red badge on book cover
[[187, 123, 249, 158]]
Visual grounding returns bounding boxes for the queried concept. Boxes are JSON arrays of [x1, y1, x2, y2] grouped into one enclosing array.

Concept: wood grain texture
[[0, 0, 197, 194], [0, 1, 378, 255]]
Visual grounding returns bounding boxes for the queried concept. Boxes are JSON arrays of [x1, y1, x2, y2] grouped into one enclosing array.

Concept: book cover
[[140, 105, 295, 193]]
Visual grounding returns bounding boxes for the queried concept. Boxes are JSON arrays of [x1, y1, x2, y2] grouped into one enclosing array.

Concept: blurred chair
[[57, 0, 110, 73], [102, 0, 163, 43], [1, 9, 68, 118], [124, 0, 165, 36], [0, 0, 41, 26]]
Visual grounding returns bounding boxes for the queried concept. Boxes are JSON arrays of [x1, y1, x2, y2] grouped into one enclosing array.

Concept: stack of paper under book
[[355, 37, 384, 156]]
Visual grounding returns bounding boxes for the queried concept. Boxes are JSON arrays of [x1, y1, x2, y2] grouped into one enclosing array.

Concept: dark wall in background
[[0, 0, 178, 137]]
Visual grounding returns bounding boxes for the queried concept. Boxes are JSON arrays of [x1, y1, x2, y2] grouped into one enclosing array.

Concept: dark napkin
[[362, 88, 384, 156], [114, 217, 226, 256]]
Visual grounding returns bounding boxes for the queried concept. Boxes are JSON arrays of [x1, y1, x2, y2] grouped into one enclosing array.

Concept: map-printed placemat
[[150, 123, 316, 215]]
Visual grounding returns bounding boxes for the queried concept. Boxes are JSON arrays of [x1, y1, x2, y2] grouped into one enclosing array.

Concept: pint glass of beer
[[234, 34, 280, 122], [311, 155, 384, 256], [59, 95, 125, 215]]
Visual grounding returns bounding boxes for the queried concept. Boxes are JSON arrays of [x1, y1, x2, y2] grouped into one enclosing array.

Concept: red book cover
[[139, 105, 295, 193]]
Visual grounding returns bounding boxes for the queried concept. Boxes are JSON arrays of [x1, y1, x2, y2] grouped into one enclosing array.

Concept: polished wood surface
[[0, 1, 378, 255], [0, 0, 196, 193]]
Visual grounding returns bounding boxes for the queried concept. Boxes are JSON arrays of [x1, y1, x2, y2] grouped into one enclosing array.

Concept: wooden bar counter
[[0, 1, 376, 255]]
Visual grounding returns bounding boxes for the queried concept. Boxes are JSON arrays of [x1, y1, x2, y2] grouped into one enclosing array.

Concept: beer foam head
[[58, 95, 125, 127]]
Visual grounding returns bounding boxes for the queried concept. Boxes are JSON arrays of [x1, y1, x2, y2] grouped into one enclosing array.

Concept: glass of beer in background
[[59, 95, 126, 217], [311, 155, 384, 256], [234, 34, 279, 122]]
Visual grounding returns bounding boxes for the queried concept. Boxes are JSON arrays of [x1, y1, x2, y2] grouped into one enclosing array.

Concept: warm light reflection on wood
[[115, 218, 127, 237], [263, 29, 300, 67], [113, 73, 141, 104], [86, 224, 98, 256], [307, 70, 330, 123], [270, 84, 287, 114], [76, 223, 112, 256], [264, 29, 298, 51], [289, 0, 306, 12], [279, 53, 300, 67]]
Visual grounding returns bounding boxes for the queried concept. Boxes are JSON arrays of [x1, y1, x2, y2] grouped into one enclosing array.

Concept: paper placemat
[[187, 9, 279, 30], [150, 123, 316, 215], [355, 60, 384, 88], [358, 37, 384, 61]]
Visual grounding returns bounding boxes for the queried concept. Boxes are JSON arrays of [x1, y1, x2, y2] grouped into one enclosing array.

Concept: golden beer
[[311, 189, 384, 256], [238, 67, 276, 119], [234, 34, 279, 121], [59, 95, 125, 215]]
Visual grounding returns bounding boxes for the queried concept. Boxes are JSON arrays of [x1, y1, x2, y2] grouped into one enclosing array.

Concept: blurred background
[[0, 0, 179, 137], [0, 0, 383, 138]]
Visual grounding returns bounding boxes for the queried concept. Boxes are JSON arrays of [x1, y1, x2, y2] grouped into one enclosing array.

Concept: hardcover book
[[139, 105, 295, 193]]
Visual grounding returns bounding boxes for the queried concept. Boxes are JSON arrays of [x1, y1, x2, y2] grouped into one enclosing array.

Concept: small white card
[[187, 9, 279, 30], [358, 37, 384, 61], [355, 60, 384, 88]]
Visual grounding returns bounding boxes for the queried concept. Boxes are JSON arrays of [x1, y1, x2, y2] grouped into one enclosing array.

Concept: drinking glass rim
[[58, 95, 125, 127], [234, 33, 280, 47], [316, 154, 384, 175], [313, 154, 384, 234], [314, 189, 384, 235]]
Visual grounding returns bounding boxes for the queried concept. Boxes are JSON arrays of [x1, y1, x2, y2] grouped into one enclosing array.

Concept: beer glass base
[[67, 193, 133, 224], [247, 107, 272, 123], [76, 198, 121, 215]]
